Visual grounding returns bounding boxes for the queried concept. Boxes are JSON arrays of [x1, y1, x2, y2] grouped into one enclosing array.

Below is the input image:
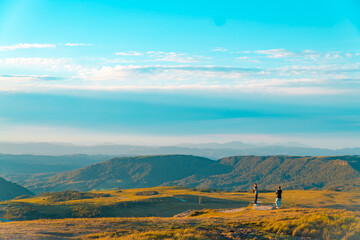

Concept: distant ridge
[[24, 155, 360, 193], [1, 141, 360, 159], [0, 153, 114, 175]]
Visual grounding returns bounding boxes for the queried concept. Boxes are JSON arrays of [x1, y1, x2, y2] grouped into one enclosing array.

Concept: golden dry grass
[[0, 187, 359, 239], [4, 186, 360, 209], [0, 207, 359, 239], [1, 186, 359, 221]]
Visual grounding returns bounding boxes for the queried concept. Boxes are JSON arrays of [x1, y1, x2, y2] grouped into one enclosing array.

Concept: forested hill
[[0, 177, 34, 200], [24, 155, 360, 193], [27, 155, 213, 192], [167, 155, 360, 191]]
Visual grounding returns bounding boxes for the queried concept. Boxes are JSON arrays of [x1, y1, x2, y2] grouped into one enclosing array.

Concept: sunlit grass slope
[[0, 207, 359, 239], [1, 186, 359, 221], [9, 186, 360, 210]]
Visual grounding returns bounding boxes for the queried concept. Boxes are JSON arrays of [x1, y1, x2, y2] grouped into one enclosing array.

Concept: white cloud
[[77, 65, 257, 82], [157, 54, 196, 63], [0, 47, 358, 95], [72, 64, 357, 95], [0, 74, 64, 92], [257, 86, 349, 95], [0, 43, 56, 51], [301, 50, 321, 60], [103, 59, 137, 63], [0, 59, 351, 95], [0, 57, 82, 73], [0, 57, 66, 66], [0, 68, 354, 96], [115, 51, 143, 56], [65, 43, 93, 46], [255, 49, 295, 58], [253, 49, 354, 61], [211, 47, 228, 52], [324, 53, 342, 59], [146, 51, 198, 63]]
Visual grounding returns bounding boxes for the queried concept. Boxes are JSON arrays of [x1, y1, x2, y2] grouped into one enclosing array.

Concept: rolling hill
[[167, 155, 360, 191], [27, 155, 213, 192], [24, 155, 360, 193], [0, 177, 34, 200]]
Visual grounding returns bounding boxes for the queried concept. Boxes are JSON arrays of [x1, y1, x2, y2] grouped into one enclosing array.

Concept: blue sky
[[0, 0, 360, 147]]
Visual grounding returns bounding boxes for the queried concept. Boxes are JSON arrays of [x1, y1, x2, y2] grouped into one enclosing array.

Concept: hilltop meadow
[[0, 186, 359, 239]]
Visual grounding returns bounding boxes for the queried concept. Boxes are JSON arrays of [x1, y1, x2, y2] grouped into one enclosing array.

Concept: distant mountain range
[[1, 141, 360, 159], [0, 154, 114, 175], [2, 142, 359, 194], [177, 141, 309, 149], [24, 155, 360, 193], [0, 154, 115, 184], [0, 177, 34, 200]]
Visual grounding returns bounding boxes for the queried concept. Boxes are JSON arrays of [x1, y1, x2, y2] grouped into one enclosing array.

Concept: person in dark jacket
[[275, 186, 282, 208], [253, 183, 259, 205]]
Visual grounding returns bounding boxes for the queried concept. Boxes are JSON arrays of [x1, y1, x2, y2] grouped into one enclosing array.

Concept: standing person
[[275, 186, 282, 208], [253, 183, 259, 205]]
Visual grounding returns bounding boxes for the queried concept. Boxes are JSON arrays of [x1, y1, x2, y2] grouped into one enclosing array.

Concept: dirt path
[[219, 208, 246, 213], [219, 204, 275, 213], [253, 205, 275, 210]]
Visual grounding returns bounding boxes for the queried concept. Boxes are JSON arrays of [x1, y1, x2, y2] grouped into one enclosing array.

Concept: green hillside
[[27, 155, 213, 192], [0, 177, 34, 200], [24, 155, 360, 193], [168, 155, 360, 191]]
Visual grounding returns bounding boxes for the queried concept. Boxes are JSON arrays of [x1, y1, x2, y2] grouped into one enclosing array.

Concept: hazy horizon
[[1, 138, 360, 150]]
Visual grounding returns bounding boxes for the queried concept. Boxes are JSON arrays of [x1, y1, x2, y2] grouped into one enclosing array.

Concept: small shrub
[[41, 190, 111, 202], [196, 188, 212, 193], [12, 195, 32, 200], [189, 210, 205, 217], [135, 191, 158, 196], [70, 205, 102, 218], [1, 203, 40, 220]]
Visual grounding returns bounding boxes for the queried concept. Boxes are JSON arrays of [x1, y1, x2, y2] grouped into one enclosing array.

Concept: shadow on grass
[[103, 194, 249, 217]]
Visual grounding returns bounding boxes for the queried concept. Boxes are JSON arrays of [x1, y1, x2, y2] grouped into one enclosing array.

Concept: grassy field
[[0, 186, 359, 239], [0, 207, 359, 239], [3, 186, 360, 215]]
